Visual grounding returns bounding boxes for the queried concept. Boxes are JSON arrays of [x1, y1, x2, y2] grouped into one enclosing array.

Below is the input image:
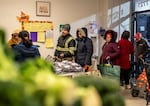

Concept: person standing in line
[[75, 27, 93, 72], [54, 24, 76, 61], [100, 30, 120, 65], [13, 30, 40, 62], [7, 29, 21, 48], [134, 32, 149, 76], [118, 31, 134, 89]]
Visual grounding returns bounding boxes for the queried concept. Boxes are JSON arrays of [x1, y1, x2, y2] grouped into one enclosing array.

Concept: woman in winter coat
[[118, 31, 134, 89], [100, 30, 120, 65], [7, 29, 21, 48], [13, 30, 40, 62], [75, 27, 93, 72]]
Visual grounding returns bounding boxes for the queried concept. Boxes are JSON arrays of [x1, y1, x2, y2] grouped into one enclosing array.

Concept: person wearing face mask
[[75, 27, 93, 72], [99, 30, 120, 65], [54, 24, 76, 61]]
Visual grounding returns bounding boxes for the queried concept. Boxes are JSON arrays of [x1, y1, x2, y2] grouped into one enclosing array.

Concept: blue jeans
[[135, 58, 144, 78]]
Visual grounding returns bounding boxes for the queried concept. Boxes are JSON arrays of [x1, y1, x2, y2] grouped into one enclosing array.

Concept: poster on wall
[[37, 31, 45, 42], [86, 21, 98, 36], [36, 1, 51, 17], [24, 21, 53, 32], [112, 6, 119, 24], [30, 32, 38, 42], [107, 9, 111, 28], [120, 1, 130, 18], [113, 26, 119, 41], [23, 21, 53, 48], [120, 18, 130, 36], [45, 29, 54, 48]]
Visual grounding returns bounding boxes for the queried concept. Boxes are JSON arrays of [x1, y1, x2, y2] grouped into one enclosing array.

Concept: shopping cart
[[130, 58, 150, 105], [143, 60, 150, 106]]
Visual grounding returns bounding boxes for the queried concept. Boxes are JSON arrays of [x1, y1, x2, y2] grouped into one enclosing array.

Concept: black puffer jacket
[[75, 28, 93, 66]]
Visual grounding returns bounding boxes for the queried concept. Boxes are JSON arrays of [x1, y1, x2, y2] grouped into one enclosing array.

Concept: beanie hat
[[134, 32, 142, 40], [62, 24, 70, 32]]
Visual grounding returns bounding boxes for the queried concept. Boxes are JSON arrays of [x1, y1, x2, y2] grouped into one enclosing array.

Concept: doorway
[[132, 11, 150, 45]]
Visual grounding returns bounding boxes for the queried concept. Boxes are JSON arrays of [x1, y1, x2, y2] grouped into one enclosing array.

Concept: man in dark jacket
[[134, 32, 149, 75], [75, 27, 93, 72], [54, 24, 76, 61], [135, 32, 148, 59]]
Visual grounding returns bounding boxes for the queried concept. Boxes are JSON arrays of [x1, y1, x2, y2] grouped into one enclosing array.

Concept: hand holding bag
[[97, 59, 120, 80]]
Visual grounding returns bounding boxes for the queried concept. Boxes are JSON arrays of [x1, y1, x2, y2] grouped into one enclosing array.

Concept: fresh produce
[[0, 29, 5, 44], [102, 92, 124, 106], [0, 29, 18, 82], [73, 75, 125, 106]]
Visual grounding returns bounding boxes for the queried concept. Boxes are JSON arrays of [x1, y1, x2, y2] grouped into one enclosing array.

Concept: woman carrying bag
[[100, 30, 120, 65], [98, 30, 120, 79]]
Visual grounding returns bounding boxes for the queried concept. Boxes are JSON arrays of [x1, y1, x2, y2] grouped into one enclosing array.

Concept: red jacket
[[118, 38, 134, 69]]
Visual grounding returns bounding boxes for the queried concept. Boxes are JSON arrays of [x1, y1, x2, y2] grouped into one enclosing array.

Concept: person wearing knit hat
[[7, 29, 21, 48], [62, 24, 70, 32], [54, 24, 76, 61], [135, 32, 149, 76]]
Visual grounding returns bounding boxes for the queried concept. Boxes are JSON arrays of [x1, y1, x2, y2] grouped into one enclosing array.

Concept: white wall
[[0, 0, 100, 58]]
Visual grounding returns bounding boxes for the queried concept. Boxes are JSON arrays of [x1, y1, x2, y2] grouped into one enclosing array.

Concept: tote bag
[[97, 64, 120, 80]]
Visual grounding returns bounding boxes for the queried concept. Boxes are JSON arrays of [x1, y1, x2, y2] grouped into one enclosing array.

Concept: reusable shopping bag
[[97, 63, 120, 80]]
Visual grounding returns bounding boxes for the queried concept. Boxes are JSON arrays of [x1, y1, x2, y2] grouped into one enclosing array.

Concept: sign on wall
[[135, 0, 150, 12], [24, 21, 54, 48]]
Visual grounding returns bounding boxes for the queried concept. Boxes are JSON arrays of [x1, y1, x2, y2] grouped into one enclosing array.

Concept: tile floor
[[122, 89, 147, 106]]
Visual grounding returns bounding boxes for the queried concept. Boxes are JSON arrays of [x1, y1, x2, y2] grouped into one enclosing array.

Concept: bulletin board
[[23, 21, 53, 32], [23, 21, 54, 48]]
